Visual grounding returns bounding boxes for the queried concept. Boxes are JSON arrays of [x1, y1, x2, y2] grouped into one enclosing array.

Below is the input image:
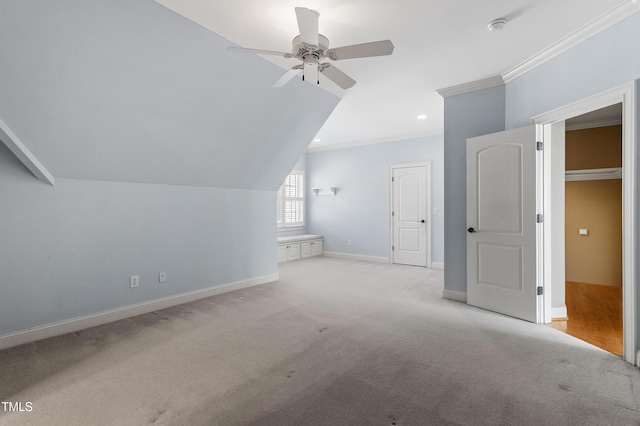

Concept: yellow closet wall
[[565, 125, 622, 286]]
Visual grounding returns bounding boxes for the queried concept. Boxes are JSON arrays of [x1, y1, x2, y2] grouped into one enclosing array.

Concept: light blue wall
[[306, 135, 444, 262], [0, 144, 276, 336], [443, 86, 506, 293], [444, 13, 640, 295], [503, 12, 640, 346], [292, 155, 307, 173], [443, 12, 640, 347], [0, 0, 338, 190], [505, 13, 640, 129], [0, 0, 337, 339]]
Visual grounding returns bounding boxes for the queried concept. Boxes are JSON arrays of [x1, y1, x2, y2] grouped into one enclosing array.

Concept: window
[[277, 171, 304, 228]]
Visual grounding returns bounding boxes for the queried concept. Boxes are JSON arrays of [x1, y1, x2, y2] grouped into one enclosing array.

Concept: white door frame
[[532, 81, 637, 365], [389, 161, 432, 267]]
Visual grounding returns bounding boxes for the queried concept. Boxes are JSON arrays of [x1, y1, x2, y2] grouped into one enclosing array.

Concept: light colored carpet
[[1, 257, 639, 425]]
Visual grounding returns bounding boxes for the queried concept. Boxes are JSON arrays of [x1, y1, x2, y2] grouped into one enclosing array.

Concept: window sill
[[278, 225, 305, 232]]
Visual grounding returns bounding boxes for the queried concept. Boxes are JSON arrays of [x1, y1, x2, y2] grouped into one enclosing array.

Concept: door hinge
[[536, 214, 543, 223], [392, 245, 395, 251], [392, 177, 395, 182], [537, 286, 544, 296], [392, 211, 395, 217], [536, 141, 544, 151]]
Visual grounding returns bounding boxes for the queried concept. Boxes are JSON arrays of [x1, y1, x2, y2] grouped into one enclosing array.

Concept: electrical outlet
[[159, 272, 167, 283], [348, 240, 352, 247], [130, 275, 139, 288], [432, 208, 438, 215]]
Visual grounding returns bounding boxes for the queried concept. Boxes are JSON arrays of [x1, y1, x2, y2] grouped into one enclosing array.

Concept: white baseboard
[[0, 273, 279, 351], [323, 251, 390, 264], [551, 306, 568, 320], [442, 289, 467, 303], [431, 262, 444, 270], [636, 350, 640, 368]]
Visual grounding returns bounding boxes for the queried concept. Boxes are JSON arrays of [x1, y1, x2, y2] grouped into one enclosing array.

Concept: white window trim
[[277, 170, 305, 229]]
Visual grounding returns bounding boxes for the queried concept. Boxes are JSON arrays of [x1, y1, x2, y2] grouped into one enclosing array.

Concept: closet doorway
[[550, 104, 623, 355]]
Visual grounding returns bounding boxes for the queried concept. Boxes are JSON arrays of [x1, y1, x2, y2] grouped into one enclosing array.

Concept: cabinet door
[[311, 240, 323, 256], [277, 244, 288, 263], [301, 242, 312, 258], [287, 243, 301, 261]]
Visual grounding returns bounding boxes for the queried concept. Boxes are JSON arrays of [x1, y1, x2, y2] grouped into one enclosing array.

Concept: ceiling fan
[[227, 7, 394, 89]]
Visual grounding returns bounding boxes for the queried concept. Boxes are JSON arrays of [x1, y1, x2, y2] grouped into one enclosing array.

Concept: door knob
[[421, 220, 425, 223], [467, 227, 476, 233]]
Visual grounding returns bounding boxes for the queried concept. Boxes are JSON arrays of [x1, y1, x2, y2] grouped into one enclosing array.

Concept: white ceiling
[[154, 0, 631, 149]]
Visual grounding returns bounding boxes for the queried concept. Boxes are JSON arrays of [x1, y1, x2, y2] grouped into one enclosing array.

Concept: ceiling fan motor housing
[[292, 34, 330, 66]]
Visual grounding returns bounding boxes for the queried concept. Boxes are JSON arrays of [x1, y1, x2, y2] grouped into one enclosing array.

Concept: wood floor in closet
[[549, 281, 623, 356]]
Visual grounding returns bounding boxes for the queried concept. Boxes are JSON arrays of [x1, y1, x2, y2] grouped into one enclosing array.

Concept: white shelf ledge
[[312, 187, 336, 196], [565, 167, 622, 181]]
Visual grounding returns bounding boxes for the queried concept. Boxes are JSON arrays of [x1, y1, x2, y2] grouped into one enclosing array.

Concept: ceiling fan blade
[[327, 40, 394, 61], [271, 68, 301, 88], [227, 46, 293, 58], [320, 64, 356, 89], [295, 7, 319, 48]]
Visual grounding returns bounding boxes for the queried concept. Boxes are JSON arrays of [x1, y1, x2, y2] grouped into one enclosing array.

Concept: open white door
[[467, 125, 542, 322]]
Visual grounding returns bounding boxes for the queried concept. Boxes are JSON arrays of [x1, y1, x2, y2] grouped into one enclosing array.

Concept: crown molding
[[436, 76, 504, 98], [502, 1, 640, 83], [306, 130, 442, 153], [532, 81, 632, 124]]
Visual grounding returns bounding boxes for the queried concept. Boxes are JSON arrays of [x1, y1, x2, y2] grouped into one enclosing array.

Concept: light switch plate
[[579, 228, 589, 236]]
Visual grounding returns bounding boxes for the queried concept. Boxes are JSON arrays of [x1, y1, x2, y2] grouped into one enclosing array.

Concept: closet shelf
[[565, 167, 622, 181]]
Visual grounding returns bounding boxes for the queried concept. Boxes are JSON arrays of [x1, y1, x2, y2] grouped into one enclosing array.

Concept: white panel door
[[392, 165, 429, 267], [467, 125, 540, 322]]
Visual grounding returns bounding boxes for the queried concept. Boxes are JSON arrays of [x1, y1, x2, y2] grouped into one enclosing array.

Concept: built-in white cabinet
[[311, 240, 323, 256], [301, 240, 323, 258], [277, 245, 289, 262], [301, 242, 312, 258], [287, 243, 301, 260], [278, 243, 301, 262], [277, 234, 323, 263]]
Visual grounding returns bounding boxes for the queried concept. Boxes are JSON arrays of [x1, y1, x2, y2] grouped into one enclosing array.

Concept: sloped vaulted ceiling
[[0, 0, 339, 190]]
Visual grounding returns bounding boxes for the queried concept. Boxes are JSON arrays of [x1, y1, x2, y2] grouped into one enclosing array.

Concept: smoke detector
[[488, 18, 507, 32]]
